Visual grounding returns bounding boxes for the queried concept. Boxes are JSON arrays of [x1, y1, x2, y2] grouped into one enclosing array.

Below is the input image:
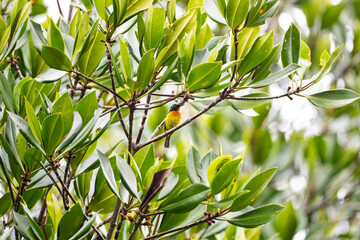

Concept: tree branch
[[37, 187, 51, 225], [136, 94, 151, 144], [106, 199, 122, 240], [56, 0, 64, 17], [141, 211, 221, 240], [103, 43, 130, 138], [78, 216, 112, 240]]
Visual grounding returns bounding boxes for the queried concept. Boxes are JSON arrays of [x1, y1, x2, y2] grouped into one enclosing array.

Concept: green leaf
[[47, 20, 65, 52], [56, 112, 82, 152], [161, 183, 209, 213], [195, 24, 214, 50], [208, 190, 249, 208], [116, 155, 139, 199], [13, 212, 39, 240], [25, 100, 42, 144], [251, 43, 281, 82], [236, 27, 260, 61], [157, 9, 198, 67], [30, 20, 47, 53], [0, 193, 12, 216], [76, 91, 98, 127], [297, 40, 311, 79], [180, 30, 195, 76], [203, 0, 227, 25], [303, 44, 344, 90], [145, 7, 165, 50], [57, 204, 83, 240], [228, 93, 270, 110], [119, 38, 132, 80], [306, 89, 360, 108], [274, 202, 297, 240], [134, 49, 155, 92], [41, 113, 64, 155], [186, 61, 222, 91], [78, 21, 105, 75], [167, 0, 176, 24], [158, 172, 179, 200], [134, 144, 155, 180], [94, 0, 106, 20], [207, 155, 231, 184], [210, 158, 242, 195], [7, 112, 44, 154], [226, 0, 249, 29], [69, 214, 96, 240], [228, 204, 284, 228], [53, 93, 74, 135], [47, 192, 62, 232], [186, 146, 202, 184], [41, 46, 72, 71], [69, 9, 82, 38], [24, 148, 43, 171], [73, 11, 91, 58], [249, 64, 299, 88], [148, 58, 178, 94], [35, 69, 67, 83], [246, 0, 279, 27], [281, 23, 300, 68], [237, 32, 273, 76], [320, 49, 330, 67], [0, 72, 15, 112], [121, 0, 153, 24], [0, 26, 10, 54], [231, 168, 277, 211], [97, 150, 122, 199], [113, 0, 129, 26]]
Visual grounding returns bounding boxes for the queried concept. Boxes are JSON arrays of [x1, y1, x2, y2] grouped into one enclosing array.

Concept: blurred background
[[37, 0, 360, 239]]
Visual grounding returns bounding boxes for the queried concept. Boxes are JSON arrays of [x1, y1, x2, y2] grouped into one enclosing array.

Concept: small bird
[[164, 104, 181, 148]]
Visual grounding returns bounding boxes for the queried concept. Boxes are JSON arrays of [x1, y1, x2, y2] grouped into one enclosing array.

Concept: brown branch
[[136, 94, 151, 144], [227, 88, 300, 101], [9, 55, 24, 80], [106, 199, 122, 240], [72, 70, 128, 104], [56, 0, 64, 17], [141, 211, 221, 240], [134, 92, 185, 110], [63, 152, 72, 211], [37, 187, 51, 225], [39, 162, 63, 194], [114, 209, 128, 240], [103, 44, 130, 138], [67, 0, 74, 22], [13, 173, 28, 212], [148, 119, 165, 141]]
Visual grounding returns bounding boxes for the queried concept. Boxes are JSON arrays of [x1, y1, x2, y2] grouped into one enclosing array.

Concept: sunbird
[[164, 104, 181, 148]]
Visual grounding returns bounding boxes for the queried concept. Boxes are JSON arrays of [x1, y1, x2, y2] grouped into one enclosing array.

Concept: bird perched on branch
[[164, 104, 181, 148]]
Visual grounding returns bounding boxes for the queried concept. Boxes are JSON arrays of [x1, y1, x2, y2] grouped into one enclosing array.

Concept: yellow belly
[[165, 111, 181, 130]]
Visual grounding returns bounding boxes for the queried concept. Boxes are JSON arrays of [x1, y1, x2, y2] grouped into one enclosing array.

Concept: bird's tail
[[164, 134, 171, 148]]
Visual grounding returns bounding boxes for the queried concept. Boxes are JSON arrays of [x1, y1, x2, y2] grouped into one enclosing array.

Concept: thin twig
[[37, 187, 51, 225], [103, 44, 130, 138], [128, 100, 135, 160], [141, 211, 221, 240], [106, 199, 121, 240], [78, 216, 112, 240], [134, 92, 184, 110], [10, 55, 24, 80], [39, 162, 63, 194], [63, 152, 72, 210], [114, 209, 128, 240], [148, 119, 165, 140], [136, 94, 151, 144], [56, 0, 64, 17], [73, 70, 128, 104], [227, 89, 300, 101], [67, 0, 74, 22], [13, 173, 28, 212]]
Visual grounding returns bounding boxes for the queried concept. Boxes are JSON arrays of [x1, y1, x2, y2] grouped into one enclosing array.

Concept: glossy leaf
[[281, 23, 300, 68], [41, 113, 64, 155], [69, 214, 96, 240], [119, 38, 132, 80], [207, 155, 231, 184], [237, 32, 273, 76], [56, 112, 82, 152], [297, 40, 311, 79], [249, 64, 299, 88], [121, 0, 153, 24], [231, 168, 277, 211], [306, 89, 360, 108], [25, 100, 42, 144], [116, 155, 139, 199], [157, 9, 198, 67], [47, 20, 65, 51], [186, 146, 202, 184], [41, 46, 72, 71], [228, 204, 284, 228], [226, 0, 249, 29], [57, 204, 83, 240], [0, 72, 15, 112], [208, 190, 249, 208], [228, 93, 270, 110], [186, 61, 222, 91], [53, 93, 74, 135], [161, 183, 209, 213], [7, 112, 44, 154], [35, 69, 67, 83], [135, 49, 155, 92], [203, 0, 227, 25], [148, 58, 178, 94], [210, 158, 242, 195], [76, 91, 98, 127], [274, 202, 298, 240], [144, 7, 165, 50], [97, 150, 121, 199]]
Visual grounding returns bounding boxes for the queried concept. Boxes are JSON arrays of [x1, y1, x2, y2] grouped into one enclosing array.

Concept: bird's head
[[169, 104, 180, 112]]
